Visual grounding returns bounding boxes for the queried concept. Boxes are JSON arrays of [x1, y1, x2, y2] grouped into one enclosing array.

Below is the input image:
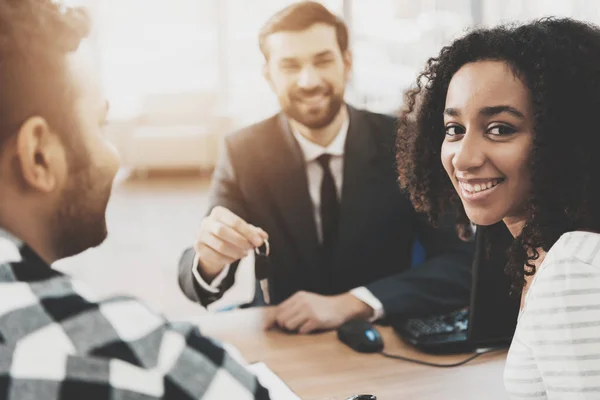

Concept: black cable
[[379, 347, 505, 368]]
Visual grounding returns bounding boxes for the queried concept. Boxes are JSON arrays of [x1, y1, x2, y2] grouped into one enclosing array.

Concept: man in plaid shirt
[[0, 1, 270, 399]]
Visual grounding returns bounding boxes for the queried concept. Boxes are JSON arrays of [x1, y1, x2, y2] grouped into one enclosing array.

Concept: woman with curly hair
[[397, 18, 600, 398]]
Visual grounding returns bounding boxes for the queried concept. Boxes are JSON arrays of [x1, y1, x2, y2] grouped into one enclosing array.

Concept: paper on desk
[[248, 362, 301, 400]]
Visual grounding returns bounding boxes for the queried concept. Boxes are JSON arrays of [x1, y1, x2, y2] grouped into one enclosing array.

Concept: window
[[482, 0, 600, 25], [347, 0, 473, 114], [92, 0, 218, 120]]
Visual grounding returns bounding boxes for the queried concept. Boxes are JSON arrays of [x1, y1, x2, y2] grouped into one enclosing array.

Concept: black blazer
[[179, 105, 474, 318]]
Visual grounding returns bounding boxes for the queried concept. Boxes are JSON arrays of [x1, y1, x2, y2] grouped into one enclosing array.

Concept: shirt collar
[[291, 115, 349, 163], [0, 229, 23, 264], [0, 227, 59, 282]]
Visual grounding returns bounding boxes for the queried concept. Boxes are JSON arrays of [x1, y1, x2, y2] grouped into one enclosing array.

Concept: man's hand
[[194, 206, 268, 282], [269, 291, 374, 334]]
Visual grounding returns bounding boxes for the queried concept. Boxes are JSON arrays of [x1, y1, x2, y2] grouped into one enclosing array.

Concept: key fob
[[255, 240, 271, 304], [254, 240, 270, 280]]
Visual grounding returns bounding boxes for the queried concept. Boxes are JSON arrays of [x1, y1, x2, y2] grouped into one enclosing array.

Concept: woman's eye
[[445, 125, 464, 136], [488, 125, 516, 136]]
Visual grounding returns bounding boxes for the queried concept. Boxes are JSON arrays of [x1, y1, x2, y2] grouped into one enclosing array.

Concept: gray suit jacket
[[179, 105, 474, 318]]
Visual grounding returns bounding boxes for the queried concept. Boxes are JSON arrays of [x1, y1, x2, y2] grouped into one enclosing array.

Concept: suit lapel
[[335, 106, 380, 265], [262, 114, 321, 273]]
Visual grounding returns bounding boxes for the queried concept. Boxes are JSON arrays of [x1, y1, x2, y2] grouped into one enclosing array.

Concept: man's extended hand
[[194, 206, 268, 282], [268, 291, 374, 334]]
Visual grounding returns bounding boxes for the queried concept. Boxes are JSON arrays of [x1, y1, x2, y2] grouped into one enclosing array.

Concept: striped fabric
[[504, 231, 600, 399]]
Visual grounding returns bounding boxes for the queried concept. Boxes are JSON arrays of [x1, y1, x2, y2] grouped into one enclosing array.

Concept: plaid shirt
[[0, 229, 270, 399]]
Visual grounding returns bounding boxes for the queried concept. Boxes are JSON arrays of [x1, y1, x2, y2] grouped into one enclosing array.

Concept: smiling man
[[179, 1, 474, 333]]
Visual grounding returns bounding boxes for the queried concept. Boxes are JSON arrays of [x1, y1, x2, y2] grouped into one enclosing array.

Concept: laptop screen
[[468, 222, 520, 349]]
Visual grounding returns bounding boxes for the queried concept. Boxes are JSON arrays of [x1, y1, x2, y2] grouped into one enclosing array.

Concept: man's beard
[[53, 162, 112, 260], [283, 86, 344, 130]]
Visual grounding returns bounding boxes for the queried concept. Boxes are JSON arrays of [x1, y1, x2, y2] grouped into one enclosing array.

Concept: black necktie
[[317, 154, 339, 267]]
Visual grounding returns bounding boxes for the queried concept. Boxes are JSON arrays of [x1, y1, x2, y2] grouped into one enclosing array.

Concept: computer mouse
[[337, 319, 384, 353]]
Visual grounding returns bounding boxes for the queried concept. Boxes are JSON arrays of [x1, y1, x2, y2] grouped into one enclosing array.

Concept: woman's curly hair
[[397, 18, 600, 296]]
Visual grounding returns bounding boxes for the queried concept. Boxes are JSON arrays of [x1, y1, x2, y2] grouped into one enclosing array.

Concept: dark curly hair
[[397, 18, 600, 296], [0, 0, 90, 146]]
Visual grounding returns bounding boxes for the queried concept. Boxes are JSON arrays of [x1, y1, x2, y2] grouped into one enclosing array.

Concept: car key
[[255, 239, 271, 304]]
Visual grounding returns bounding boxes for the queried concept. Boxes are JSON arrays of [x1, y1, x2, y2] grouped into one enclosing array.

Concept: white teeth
[[460, 179, 501, 194]]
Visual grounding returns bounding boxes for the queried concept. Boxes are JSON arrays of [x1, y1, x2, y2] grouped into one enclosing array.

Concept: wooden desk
[[196, 308, 508, 400]]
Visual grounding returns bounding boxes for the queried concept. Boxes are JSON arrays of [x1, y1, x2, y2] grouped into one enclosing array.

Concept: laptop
[[392, 222, 520, 354]]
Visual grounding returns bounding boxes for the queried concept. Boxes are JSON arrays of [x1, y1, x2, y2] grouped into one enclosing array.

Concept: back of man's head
[[0, 0, 90, 148], [0, 1, 118, 263], [258, 1, 348, 60]]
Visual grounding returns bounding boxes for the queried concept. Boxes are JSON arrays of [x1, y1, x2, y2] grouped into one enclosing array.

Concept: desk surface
[[196, 308, 508, 400]]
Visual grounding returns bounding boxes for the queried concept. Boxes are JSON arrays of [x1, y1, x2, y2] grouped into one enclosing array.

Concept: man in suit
[[179, 1, 474, 334]]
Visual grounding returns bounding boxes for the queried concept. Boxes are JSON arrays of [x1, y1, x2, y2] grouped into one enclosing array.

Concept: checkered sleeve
[[0, 278, 271, 399], [1, 329, 271, 399]]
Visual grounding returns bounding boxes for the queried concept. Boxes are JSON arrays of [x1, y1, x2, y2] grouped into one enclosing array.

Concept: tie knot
[[316, 154, 332, 169]]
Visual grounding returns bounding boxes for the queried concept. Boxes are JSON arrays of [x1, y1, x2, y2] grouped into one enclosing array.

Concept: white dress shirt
[[193, 116, 384, 320]]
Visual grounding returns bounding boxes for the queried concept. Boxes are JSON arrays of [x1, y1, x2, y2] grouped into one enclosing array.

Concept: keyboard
[[401, 308, 469, 338]]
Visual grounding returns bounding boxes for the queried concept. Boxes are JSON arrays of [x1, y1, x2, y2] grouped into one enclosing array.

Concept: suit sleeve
[[365, 211, 474, 318], [178, 138, 249, 306]]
